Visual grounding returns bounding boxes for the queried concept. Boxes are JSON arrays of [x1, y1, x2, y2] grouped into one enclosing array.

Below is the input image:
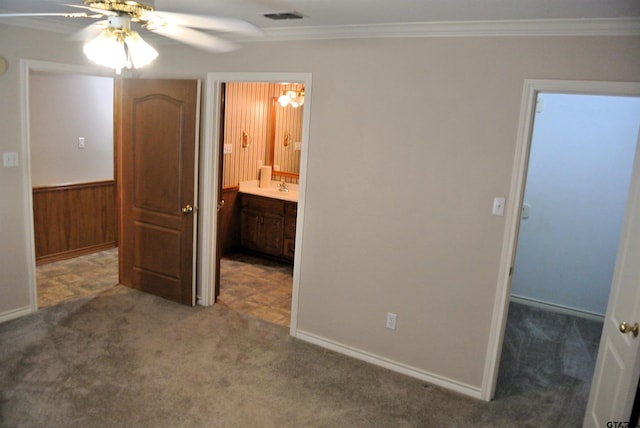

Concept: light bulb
[[278, 94, 290, 107]]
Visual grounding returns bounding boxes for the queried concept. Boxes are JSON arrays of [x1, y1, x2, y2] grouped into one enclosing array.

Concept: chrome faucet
[[278, 179, 289, 192]]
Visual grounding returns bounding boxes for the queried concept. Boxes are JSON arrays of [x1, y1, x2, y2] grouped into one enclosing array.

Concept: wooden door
[[214, 83, 227, 302], [584, 130, 640, 427], [117, 78, 199, 306]]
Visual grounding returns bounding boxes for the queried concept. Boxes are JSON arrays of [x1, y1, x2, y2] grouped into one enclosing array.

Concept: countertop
[[238, 180, 299, 202]]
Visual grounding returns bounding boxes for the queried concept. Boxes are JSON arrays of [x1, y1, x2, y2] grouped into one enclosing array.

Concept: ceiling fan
[[0, 0, 262, 72]]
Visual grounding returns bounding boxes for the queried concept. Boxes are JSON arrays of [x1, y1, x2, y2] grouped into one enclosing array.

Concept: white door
[[585, 129, 640, 427]]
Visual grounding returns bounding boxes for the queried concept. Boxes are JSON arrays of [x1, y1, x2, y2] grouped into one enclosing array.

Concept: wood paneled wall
[[32, 180, 116, 264]]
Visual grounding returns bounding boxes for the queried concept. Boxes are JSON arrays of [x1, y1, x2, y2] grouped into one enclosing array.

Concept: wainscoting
[[32, 180, 116, 265]]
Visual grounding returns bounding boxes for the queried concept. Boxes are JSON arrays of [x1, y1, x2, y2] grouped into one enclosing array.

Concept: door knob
[[619, 322, 639, 338], [217, 200, 225, 212], [182, 204, 193, 214]]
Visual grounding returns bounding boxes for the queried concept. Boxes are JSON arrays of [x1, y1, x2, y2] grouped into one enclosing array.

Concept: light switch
[[3, 152, 19, 167], [492, 197, 505, 216], [78, 137, 85, 149]]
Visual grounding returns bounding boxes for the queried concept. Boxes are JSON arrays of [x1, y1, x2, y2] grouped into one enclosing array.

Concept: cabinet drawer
[[241, 194, 285, 214]]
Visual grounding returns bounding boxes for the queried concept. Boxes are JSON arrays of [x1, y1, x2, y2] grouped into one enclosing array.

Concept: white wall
[[1, 23, 639, 395], [511, 94, 640, 315], [29, 71, 113, 186]]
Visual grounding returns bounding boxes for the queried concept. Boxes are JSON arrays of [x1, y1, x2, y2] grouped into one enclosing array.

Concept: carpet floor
[[0, 285, 599, 427]]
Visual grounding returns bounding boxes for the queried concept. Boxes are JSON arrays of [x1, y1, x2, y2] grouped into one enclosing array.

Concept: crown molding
[[242, 18, 640, 41], [1, 16, 639, 42]]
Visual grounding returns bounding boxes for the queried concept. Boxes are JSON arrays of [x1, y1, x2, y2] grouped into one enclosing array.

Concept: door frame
[[197, 72, 312, 334], [20, 59, 117, 312], [482, 78, 640, 401]]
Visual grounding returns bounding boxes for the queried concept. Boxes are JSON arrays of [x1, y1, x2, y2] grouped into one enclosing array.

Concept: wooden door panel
[[133, 223, 181, 277], [132, 98, 184, 214], [119, 79, 198, 306]]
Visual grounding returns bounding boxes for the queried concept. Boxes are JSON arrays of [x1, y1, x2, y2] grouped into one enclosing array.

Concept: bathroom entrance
[[214, 80, 306, 327]]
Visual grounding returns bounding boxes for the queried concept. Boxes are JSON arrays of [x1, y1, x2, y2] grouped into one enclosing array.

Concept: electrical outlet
[[386, 312, 397, 330]]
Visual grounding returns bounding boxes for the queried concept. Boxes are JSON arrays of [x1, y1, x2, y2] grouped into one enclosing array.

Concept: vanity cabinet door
[[240, 194, 287, 258], [240, 208, 261, 250], [260, 212, 284, 257]]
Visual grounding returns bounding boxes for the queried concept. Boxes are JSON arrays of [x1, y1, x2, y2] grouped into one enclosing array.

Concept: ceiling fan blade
[[68, 20, 108, 41], [0, 12, 92, 18], [147, 11, 262, 35], [62, 3, 117, 16], [152, 25, 239, 53]]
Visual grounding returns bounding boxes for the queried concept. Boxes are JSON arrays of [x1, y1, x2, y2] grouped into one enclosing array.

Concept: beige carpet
[[0, 286, 593, 427]]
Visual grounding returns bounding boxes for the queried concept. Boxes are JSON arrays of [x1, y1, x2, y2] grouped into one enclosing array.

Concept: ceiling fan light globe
[[83, 28, 128, 72], [125, 31, 158, 68]]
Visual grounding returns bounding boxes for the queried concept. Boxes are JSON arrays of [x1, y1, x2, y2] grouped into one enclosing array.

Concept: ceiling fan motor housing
[[108, 15, 131, 29], [83, 0, 155, 22]]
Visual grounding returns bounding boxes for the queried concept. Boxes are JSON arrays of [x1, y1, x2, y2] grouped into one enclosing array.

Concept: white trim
[[19, 59, 118, 316], [191, 80, 202, 307], [295, 330, 483, 399], [2, 17, 638, 41], [198, 72, 312, 337], [481, 79, 640, 402], [246, 17, 640, 41], [0, 305, 33, 324], [510, 294, 606, 322], [19, 59, 37, 316]]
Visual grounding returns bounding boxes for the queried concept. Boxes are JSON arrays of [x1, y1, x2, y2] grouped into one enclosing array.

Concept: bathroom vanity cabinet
[[240, 194, 297, 262]]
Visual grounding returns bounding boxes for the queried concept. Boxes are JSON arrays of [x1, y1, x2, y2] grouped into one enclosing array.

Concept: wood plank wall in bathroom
[[223, 82, 272, 188], [222, 82, 304, 188]]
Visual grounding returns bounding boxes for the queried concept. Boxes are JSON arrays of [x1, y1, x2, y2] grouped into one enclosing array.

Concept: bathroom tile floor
[[218, 252, 293, 327]]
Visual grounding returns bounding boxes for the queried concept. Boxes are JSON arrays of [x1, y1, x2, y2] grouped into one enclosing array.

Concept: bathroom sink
[[238, 180, 299, 202]]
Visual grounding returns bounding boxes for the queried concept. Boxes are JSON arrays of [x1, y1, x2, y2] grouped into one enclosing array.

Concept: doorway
[[27, 66, 118, 309], [214, 81, 304, 327], [197, 72, 312, 335], [484, 79, 640, 422], [494, 92, 640, 423]]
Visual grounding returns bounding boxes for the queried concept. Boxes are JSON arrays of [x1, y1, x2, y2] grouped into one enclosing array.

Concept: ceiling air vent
[[263, 12, 304, 20]]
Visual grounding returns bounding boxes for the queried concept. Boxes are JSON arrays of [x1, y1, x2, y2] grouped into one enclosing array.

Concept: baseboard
[[36, 242, 117, 265], [294, 329, 483, 400], [510, 294, 605, 322], [0, 305, 33, 324]]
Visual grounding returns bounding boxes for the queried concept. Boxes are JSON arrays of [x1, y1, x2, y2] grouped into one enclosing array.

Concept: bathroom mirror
[[267, 97, 303, 179]]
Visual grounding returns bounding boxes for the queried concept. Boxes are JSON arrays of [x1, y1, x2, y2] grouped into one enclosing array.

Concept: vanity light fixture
[[83, 15, 158, 74], [278, 89, 304, 108]]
